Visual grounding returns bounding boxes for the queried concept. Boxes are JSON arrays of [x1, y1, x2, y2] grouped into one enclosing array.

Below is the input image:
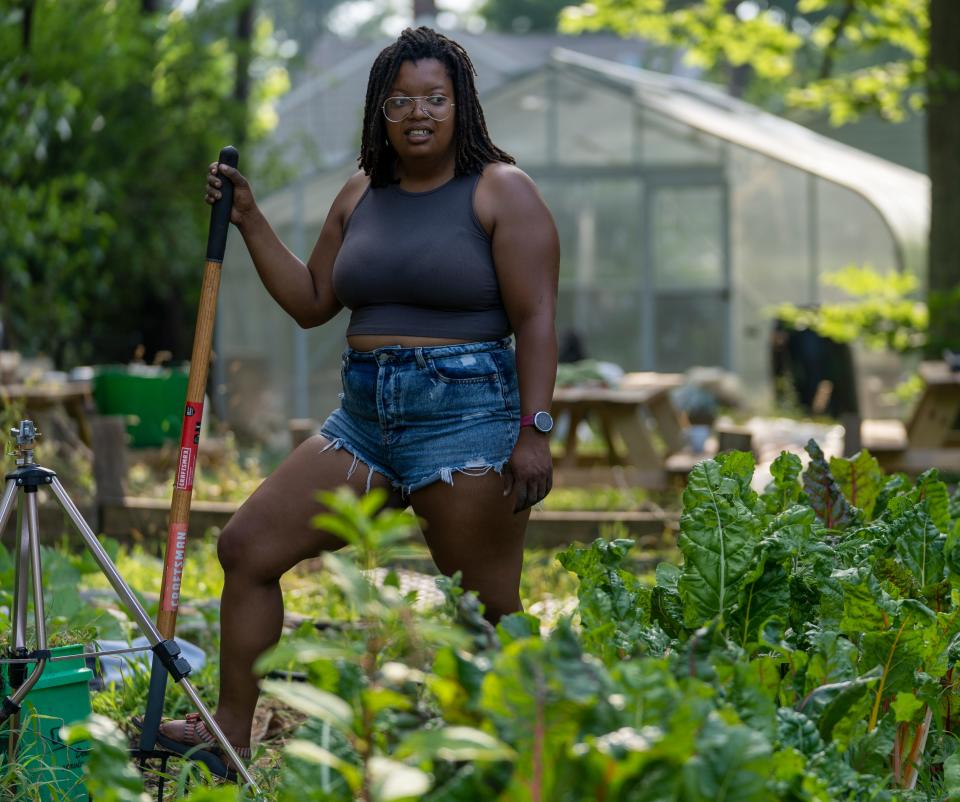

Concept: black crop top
[[331, 173, 512, 339]]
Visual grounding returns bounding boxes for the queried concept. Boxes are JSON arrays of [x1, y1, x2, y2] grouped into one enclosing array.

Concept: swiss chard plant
[[559, 442, 960, 799], [60, 447, 960, 801]]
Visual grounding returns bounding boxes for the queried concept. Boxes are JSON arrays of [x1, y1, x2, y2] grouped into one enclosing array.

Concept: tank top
[[331, 173, 512, 339]]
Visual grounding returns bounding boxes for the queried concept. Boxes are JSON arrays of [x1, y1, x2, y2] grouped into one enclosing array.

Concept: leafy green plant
[[33, 452, 960, 799], [772, 265, 928, 354]]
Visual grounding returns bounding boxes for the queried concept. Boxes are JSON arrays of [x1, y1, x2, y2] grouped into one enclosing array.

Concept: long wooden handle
[[157, 146, 239, 639]]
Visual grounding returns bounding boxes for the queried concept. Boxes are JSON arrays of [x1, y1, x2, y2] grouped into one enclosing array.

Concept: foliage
[[247, 458, 960, 798], [479, 0, 574, 33], [15, 451, 960, 798], [772, 264, 928, 353], [0, 0, 290, 367], [560, 0, 928, 123]]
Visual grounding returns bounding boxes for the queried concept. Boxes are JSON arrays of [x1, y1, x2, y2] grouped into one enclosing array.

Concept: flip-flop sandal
[[132, 713, 252, 782]]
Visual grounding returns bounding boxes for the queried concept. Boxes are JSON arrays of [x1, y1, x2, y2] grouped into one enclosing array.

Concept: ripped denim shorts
[[318, 338, 521, 495]]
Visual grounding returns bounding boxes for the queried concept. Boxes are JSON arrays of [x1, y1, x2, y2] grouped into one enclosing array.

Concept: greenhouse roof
[[550, 48, 929, 268]]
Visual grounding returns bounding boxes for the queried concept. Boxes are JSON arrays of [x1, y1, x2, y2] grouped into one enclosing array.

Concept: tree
[[479, 0, 573, 33], [562, 0, 956, 354], [925, 0, 960, 356], [0, 0, 290, 367]]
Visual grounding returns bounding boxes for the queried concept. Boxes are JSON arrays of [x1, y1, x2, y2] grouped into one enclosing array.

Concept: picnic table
[[0, 381, 94, 447], [861, 360, 960, 473], [550, 372, 686, 487]]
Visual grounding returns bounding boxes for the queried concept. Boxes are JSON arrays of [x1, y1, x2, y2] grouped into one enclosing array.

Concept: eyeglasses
[[382, 95, 455, 123]]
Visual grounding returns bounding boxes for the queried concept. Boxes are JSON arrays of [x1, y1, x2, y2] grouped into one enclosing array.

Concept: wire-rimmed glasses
[[382, 94, 455, 123]]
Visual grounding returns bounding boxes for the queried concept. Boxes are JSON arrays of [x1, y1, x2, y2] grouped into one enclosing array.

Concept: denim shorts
[[318, 338, 521, 494]]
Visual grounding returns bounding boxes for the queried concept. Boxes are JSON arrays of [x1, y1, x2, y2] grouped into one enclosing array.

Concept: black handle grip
[[205, 145, 240, 262]]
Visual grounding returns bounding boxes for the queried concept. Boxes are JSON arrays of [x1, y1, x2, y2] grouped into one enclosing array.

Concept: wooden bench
[[860, 361, 960, 473], [551, 373, 685, 488]]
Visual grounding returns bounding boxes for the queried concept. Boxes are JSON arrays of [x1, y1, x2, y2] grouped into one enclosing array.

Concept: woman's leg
[[409, 472, 529, 624], [162, 435, 401, 748]]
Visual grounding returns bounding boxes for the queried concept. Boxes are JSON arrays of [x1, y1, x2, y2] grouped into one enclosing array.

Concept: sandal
[[135, 713, 252, 782]]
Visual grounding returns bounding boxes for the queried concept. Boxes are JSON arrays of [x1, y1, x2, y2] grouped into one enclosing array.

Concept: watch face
[[533, 410, 554, 433]]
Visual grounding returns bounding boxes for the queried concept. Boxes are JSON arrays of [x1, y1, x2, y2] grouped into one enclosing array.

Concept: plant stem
[[868, 618, 908, 731], [903, 707, 934, 790], [892, 721, 906, 784], [531, 665, 545, 802]]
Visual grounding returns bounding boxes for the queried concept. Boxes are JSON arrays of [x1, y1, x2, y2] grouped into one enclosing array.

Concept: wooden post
[[91, 414, 128, 497], [91, 415, 128, 533], [289, 418, 318, 451]]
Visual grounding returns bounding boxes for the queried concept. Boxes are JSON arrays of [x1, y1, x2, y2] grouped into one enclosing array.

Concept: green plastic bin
[[92, 366, 189, 448], [1, 644, 93, 801]]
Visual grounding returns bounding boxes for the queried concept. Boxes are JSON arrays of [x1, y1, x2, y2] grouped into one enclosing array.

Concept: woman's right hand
[[205, 161, 257, 227]]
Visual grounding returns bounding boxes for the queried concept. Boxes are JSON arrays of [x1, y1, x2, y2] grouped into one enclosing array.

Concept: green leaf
[[285, 739, 362, 792], [760, 504, 819, 561], [368, 756, 431, 802], [678, 460, 763, 626], [497, 612, 541, 645], [776, 709, 825, 757], [796, 667, 882, 741], [395, 726, 517, 763], [916, 469, 951, 531], [891, 691, 925, 722], [731, 562, 790, 648], [803, 440, 855, 529], [362, 687, 413, 715], [875, 473, 910, 519], [836, 569, 899, 634], [681, 714, 773, 802], [829, 450, 884, 520], [944, 751, 960, 799], [761, 451, 803, 515], [716, 450, 758, 506], [262, 679, 355, 732], [559, 537, 651, 660], [891, 508, 946, 589], [651, 563, 686, 638]]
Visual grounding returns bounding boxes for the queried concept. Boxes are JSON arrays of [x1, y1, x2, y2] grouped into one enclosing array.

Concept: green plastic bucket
[[92, 365, 189, 448], [1, 644, 93, 801]]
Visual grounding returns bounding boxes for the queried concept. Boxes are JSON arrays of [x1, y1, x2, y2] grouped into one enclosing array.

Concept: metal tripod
[[0, 421, 261, 793]]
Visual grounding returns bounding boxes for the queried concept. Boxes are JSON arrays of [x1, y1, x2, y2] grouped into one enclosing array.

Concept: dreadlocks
[[359, 27, 515, 187]]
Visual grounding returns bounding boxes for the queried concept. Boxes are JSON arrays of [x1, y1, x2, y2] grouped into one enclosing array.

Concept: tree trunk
[[233, 0, 255, 148], [21, 0, 34, 50], [925, 0, 960, 355], [414, 0, 437, 22]]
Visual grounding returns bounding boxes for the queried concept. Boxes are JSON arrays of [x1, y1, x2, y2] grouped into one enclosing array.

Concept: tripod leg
[[24, 492, 48, 651], [0, 480, 17, 534], [12, 496, 29, 652], [0, 491, 50, 724], [6, 495, 28, 761], [140, 655, 167, 751], [47, 478, 261, 794]]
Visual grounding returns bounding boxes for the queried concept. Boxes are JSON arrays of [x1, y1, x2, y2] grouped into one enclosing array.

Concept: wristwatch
[[520, 411, 554, 434]]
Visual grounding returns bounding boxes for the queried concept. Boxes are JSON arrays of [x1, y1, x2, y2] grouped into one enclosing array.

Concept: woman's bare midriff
[[347, 334, 476, 351]]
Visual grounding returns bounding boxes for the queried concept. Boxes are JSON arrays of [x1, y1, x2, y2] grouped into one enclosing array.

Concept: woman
[[158, 26, 559, 772]]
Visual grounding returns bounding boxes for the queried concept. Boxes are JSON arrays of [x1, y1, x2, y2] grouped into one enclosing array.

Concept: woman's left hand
[[502, 429, 553, 513]]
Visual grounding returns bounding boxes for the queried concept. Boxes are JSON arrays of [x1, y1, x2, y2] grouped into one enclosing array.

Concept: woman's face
[[383, 58, 456, 166]]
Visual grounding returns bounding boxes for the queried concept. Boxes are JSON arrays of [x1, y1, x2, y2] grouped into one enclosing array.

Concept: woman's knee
[[217, 520, 266, 578]]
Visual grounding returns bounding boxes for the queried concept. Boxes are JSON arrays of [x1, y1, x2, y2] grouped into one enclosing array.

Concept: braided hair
[[360, 27, 515, 187]]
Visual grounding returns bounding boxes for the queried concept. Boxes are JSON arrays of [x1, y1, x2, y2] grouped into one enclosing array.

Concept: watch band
[[520, 414, 536, 427]]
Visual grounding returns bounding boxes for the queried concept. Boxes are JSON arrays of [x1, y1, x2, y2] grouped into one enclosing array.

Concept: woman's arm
[[208, 164, 368, 328], [477, 164, 560, 512]]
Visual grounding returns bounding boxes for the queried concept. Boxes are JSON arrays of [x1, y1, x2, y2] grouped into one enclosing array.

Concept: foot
[[158, 713, 252, 767]]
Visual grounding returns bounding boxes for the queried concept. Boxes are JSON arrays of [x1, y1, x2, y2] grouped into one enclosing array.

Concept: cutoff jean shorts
[[318, 338, 521, 495]]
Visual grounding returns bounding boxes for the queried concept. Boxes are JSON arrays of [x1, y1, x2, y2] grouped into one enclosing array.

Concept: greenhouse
[[218, 45, 929, 438]]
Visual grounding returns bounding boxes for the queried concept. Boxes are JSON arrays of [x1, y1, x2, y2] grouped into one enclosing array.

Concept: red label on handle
[[162, 522, 189, 613], [175, 401, 204, 491]]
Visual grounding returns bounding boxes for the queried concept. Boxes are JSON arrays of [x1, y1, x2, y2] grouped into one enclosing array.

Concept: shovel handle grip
[[205, 145, 240, 262]]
